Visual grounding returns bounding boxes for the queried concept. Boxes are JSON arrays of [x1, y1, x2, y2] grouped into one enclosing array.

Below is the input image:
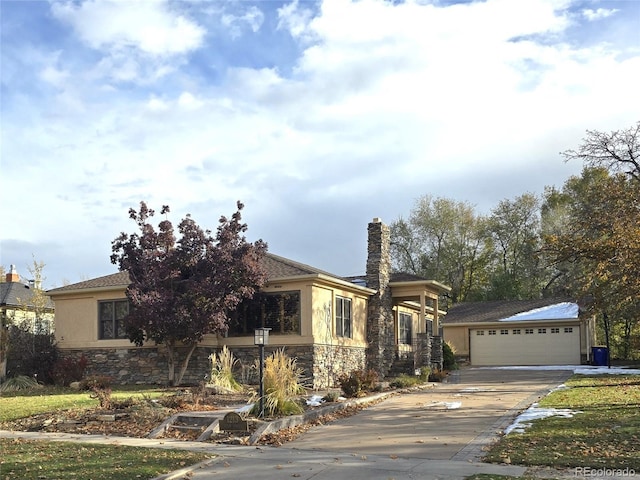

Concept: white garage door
[[470, 325, 581, 366]]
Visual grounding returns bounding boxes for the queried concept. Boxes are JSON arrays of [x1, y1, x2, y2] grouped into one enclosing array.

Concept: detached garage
[[443, 299, 597, 366]]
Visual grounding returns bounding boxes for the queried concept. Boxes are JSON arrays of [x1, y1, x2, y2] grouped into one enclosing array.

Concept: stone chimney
[[366, 218, 394, 378], [6, 264, 20, 283]]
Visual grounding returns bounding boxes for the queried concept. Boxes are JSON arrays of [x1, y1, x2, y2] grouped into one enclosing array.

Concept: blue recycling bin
[[592, 346, 609, 366]]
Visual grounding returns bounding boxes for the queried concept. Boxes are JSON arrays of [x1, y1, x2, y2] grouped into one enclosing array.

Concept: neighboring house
[[1, 265, 55, 381], [47, 218, 451, 388], [1, 265, 54, 334], [442, 298, 597, 366]]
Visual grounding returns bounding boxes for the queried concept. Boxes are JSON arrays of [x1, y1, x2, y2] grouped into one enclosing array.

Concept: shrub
[[443, 341, 458, 370], [252, 348, 305, 417], [51, 355, 88, 386], [0, 375, 43, 392], [338, 369, 379, 398], [6, 322, 58, 384], [82, 375, 114, 410], [390, 373, 420, 389], [418, 366, 431, 382], [322, 391, 340, 402], [208, 346, 241, 391], [428, 369, 448, 382], [80, 375, 113, 391]]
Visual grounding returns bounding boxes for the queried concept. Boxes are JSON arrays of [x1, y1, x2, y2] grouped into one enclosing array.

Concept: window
[[500, 329, 509, 335], [525, 328, 534, 334], [398, 312, 412, 345], [99, 300, 129, 339], [538, 328, 547, 334], [335, 296, 352, 338], [488, 330, 497, 335], [513, 329, 521, 335], [476, 330, 485, 335], [551, 328, 560, 334], [228, 291, 301, 336], [564, 327, 573, 333]]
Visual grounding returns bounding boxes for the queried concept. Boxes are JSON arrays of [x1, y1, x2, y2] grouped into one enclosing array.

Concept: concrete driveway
[[287, 367, 573, 461]]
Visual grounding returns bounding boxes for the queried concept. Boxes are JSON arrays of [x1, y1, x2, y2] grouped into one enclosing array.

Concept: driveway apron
[[287, 367, 572, 461]]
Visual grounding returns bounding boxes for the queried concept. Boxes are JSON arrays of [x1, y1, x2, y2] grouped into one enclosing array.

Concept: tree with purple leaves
[[111, 201, 267, 386]]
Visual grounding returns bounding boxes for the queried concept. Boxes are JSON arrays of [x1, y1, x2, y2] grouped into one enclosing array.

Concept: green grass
[[0, 438, 212, 480], [485, 374, 640, 470], [0, 385, 167, 422]]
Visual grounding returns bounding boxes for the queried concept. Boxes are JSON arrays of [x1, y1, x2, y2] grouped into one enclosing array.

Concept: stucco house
[[47, 218, 450, 388], [442, 298, 597, 366], [1, 265, 54, 333], [1, 265, 55, 380]]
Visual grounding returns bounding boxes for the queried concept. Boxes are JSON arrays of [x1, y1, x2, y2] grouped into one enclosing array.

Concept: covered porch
[[390, 277, 451, 372]]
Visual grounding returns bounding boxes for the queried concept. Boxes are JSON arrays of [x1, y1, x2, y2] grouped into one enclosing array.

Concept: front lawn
[[0, 437, 212, 480], [0, 385, 167, 422], [485, 374, 640, 470]]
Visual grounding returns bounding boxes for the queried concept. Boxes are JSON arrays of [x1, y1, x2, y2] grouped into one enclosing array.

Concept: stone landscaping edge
[[248, 390, 396, 445]]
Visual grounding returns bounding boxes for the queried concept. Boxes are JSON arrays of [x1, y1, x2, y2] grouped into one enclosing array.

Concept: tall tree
[[562, 121, 640, 182], [544, 120, 640, 359], [111, 201, 268, 386], [485, 193, 544, 300], [390, 196, 491, 302]]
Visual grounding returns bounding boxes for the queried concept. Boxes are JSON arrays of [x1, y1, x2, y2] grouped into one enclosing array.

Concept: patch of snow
[[476, 365, 640, 375], [459, 387, 496, 393], [236, 404, 253, 413], [498, 302, 578, 322], [423, 401, 462, 410], [505, 403, 581, 434], [306, 395, 325, 407], [504, 403, 582, 435]]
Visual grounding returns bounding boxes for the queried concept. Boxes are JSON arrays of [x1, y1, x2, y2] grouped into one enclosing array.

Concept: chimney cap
[[372, 217, 382, 223]]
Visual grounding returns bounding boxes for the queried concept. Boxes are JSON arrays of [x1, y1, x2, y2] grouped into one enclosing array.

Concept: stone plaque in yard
[[220, 412, 248, 432]]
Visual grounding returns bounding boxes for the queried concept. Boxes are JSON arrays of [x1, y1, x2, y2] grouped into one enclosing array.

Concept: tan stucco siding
[[443, 325, 469, 357], [51, 276, 373, 351], [52, 289, 134, 348], [310, 283, 368, 348]]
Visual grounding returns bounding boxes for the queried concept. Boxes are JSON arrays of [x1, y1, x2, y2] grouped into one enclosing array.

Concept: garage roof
[[442, 298, 577, 324]]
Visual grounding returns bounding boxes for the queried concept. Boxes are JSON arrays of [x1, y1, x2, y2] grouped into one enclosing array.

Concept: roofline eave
[[389, 280, 452, 293]]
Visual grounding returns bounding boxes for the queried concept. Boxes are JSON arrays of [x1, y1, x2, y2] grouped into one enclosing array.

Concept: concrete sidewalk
[[0, 429, 530, 479], [0, 367, 578, 480]]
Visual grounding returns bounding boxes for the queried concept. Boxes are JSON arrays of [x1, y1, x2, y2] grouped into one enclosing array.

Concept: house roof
[[47, 253, 346, 295], [1, 281, 55, 309], [442, 298, 577, 325], [262, 253, 340, 279]]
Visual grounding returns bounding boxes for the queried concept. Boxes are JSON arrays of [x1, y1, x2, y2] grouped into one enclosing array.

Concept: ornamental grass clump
[[254, 348, 305, 417], [208, 346, 241, 392], [0, 375, 42, 392]]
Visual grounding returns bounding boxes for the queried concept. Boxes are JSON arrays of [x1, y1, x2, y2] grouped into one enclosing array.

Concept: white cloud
[[582, 8, 619, 21], [221, 5, 265, 38], [51, 0, 205, 56], [278, 0, 316, 41], [2, 0, 639, 287]]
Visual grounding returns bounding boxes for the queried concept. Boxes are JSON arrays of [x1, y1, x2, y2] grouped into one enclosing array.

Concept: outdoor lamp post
[[254, 327, 270, 418]]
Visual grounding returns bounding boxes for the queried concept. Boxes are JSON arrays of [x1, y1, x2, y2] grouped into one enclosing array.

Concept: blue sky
[[1, 0, 639, 288]]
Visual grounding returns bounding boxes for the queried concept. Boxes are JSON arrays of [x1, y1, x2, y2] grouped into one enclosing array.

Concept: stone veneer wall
[[416, 333, 432, 369], [430, 335, 444, 371], [312, 344, 366, 389], [58, 344, 348, 388], [366, 219, 395, 379], [58, 347, 218, 385]]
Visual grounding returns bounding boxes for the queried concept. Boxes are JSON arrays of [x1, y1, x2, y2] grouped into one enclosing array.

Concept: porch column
[[419, 292, 426, 333], [433, 296, 439, 334]]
